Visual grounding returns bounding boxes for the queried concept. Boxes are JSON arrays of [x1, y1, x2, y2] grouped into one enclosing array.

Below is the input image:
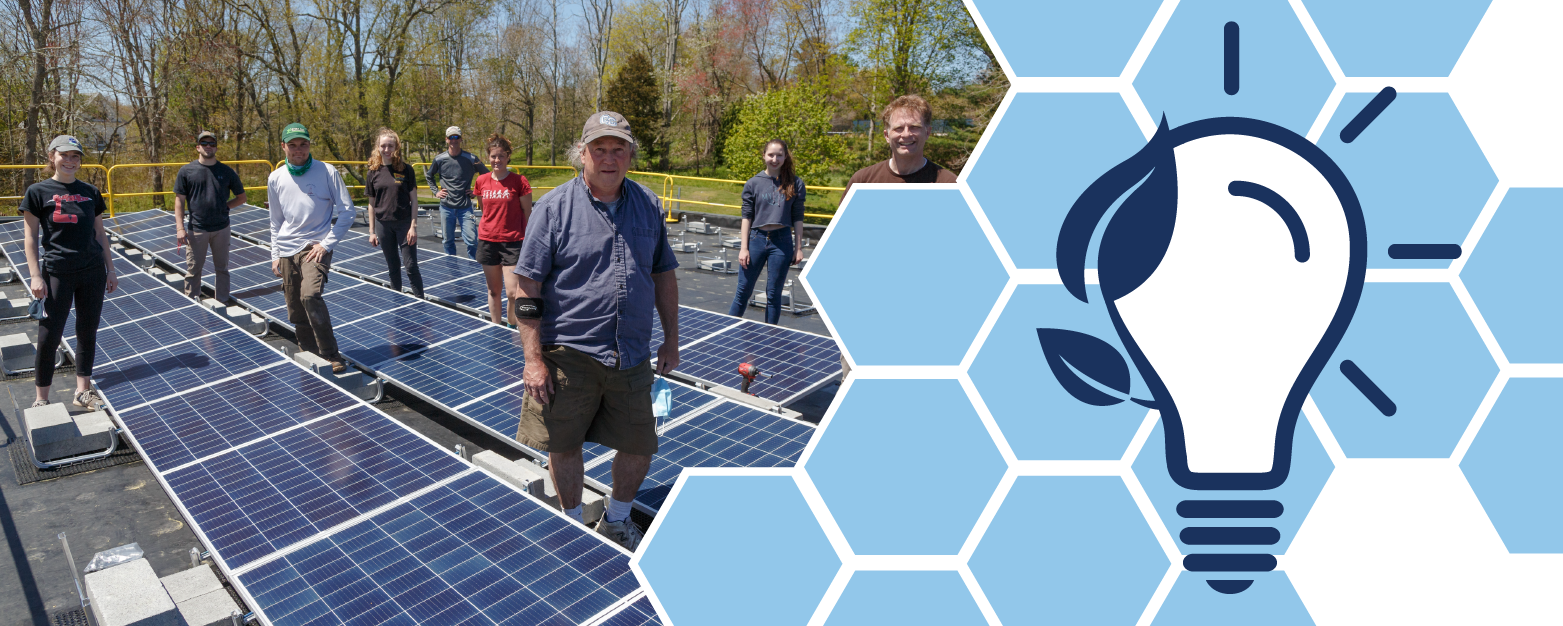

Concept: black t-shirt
[[173, 160, 244, 232], [366, 162, 418, 222], [19, 178, 107, 274]]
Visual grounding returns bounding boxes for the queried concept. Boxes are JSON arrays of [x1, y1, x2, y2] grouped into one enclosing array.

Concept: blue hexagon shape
[[1306, 0, 1491, 77], [639, 475, 840, 625], [970, 476, 1168, 625], [971, 0, 1162, 77], [1462, 188, 1563, 363], [804, 188, 1005, 365], [1135, 0, 1334, 135], [1317, 93, 1497, 268], [1309, 283, 1497, 458], [824, 571, 985, 625], [970, 284, 1151, 460], [1152, 571, 1313, 625], [1133, 418, 1333, 557], [1461, 378, 1563, 553], [806, 379, 1004, 555], [966, 93, 1146, 270]]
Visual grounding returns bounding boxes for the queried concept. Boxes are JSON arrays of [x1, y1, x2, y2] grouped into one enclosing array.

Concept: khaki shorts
[[517, 345, 659, 456]]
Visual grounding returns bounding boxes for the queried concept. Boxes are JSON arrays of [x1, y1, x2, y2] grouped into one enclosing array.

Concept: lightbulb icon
[[1050, 116, 1366, 593]]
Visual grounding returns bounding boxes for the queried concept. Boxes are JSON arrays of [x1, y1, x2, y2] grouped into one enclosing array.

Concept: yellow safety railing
[[631, 171, 844, 221], [6, 159, 838, 223], [105, 160, 275, 216], [1, 164, 112, 206]]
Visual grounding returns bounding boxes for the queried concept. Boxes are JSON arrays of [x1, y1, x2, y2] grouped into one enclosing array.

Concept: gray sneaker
[[594, 516, 644, 551], [73, 389, 104, 410]]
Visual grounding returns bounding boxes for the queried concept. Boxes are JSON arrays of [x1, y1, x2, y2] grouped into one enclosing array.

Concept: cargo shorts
[[517, 345, 659, 456]]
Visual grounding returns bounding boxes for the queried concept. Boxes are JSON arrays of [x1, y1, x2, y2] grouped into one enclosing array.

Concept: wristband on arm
[[513, 297, 544, 320]]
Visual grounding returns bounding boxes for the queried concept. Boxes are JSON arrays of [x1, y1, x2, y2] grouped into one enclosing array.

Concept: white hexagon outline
[[631, 1, 1559, 623]]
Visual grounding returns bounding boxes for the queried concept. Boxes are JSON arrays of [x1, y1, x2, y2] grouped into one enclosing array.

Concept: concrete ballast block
[[85, 558, 181, 626], [24, 403, 75, 444], [159, 566, 222, 604], [472, 451, 552, 500], [176, 588, 241, 626], [292, 351, 332, 378], [1, 333, 36, 361], [74, 410, 115, 436], [581, 488, 606, 526]]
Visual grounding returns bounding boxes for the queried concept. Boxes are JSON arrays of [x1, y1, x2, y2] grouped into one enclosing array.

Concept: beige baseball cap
[[445, 126, 462, 139], [581, 112, 635, 146]]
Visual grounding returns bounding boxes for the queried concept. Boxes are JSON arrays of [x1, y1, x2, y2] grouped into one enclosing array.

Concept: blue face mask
[[652, 377, 672, 421]]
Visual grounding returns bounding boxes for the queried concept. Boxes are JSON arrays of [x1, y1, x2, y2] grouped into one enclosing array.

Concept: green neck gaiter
[[286, 156, 313, 177]]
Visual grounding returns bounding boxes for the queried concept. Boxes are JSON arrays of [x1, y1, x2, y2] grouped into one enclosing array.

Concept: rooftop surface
[[0, 209, 837, 625]]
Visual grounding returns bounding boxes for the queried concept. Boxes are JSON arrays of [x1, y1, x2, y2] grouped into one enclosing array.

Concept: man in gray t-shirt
[[424, 125, 488, 259]]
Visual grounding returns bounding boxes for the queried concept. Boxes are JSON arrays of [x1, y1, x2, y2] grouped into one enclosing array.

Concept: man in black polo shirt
[[173, 130, 247, 302]]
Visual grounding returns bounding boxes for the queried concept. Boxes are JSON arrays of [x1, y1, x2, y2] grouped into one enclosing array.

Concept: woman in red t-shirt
[[472, 133, 532, 327]]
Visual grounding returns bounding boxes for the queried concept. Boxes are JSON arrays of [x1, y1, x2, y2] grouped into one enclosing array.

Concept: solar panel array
[[19, 245, 660, 625], [103, 208, 825, 500]]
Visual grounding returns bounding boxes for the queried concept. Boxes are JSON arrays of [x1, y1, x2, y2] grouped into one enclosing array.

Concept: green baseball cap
[[281, 123, 310, 142]]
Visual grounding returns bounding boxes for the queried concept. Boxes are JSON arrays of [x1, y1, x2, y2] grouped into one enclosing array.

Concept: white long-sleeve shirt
[[266, 160, 355, 260]]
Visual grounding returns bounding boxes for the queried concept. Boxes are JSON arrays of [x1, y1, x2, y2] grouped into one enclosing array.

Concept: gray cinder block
[[176, 589, 241, 626], [159, 565, 221, 604], [292, 351, 332, 378], [85, 558, 181, 626], [1, 333, 36, 362], [472, 451, 552, 500], [24, 403, 74, 444]]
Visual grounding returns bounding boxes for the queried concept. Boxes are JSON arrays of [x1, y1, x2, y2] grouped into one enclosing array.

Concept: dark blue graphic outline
[[1340, 87, 1397, 144], [1229, 180, 1310, 262], [1058, 116, 1368, 491], [1224, 22, 1240, 96], [1340, 359, 1397, 416], [1387, 243, 1461, 260]]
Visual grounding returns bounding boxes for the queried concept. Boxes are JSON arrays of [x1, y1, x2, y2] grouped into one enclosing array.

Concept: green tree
[[847, 0, 974, 96], [723, 81, 845, 183], [604, 51, 663, 165]]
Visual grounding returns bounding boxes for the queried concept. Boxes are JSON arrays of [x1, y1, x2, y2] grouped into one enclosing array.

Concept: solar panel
[[162, 405, 468, 570], [335, 257, 392, 284], [671, 321, 842, 405], [454, 380, 719, 466], [322, 236, 381, 263], [423, 278, 501, 313], [599, 597, 665, 626], [651, 307, 744, 356], [2, 241, 34, 283], [71, 306, 235, 363], [115, 363, 361, 471], [224, 263, 282, 293], [238, 471, 640, 626], [375, 325, 527, 410], [332, 302, 481, 368], [92, 328, 290, 409], [394, 253, 475, 285], [585, 401, 814, 513], [112, 272, 165, 296]]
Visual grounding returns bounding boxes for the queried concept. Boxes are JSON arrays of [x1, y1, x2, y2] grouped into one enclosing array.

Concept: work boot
[[328, 356, 347, 374], [594, 516, 644, 551]]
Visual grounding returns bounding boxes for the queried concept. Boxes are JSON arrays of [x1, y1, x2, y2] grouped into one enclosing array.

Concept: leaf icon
[[1036, 328, 1132, 407]]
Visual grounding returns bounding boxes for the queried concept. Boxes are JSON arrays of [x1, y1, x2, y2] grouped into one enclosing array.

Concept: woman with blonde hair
[[472, 133, 533, 326], [365, 128, 424, 296], [22, 135, 118, 409], [728, 139, 806, 324]]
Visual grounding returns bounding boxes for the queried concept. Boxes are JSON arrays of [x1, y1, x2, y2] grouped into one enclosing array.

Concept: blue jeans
[[728, 228, 793, 324], [441, 206, 478, 259]]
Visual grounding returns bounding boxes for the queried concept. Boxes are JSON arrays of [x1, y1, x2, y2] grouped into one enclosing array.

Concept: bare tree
[[656, 0, 688, 170], [580, 0, 614, 111]]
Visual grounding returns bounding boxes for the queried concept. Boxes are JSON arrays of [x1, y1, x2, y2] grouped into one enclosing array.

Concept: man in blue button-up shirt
[[514, 111, 679, 551]]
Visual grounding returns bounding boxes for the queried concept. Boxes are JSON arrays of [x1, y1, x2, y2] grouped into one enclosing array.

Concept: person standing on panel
[[267, 123, 354, 374]]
